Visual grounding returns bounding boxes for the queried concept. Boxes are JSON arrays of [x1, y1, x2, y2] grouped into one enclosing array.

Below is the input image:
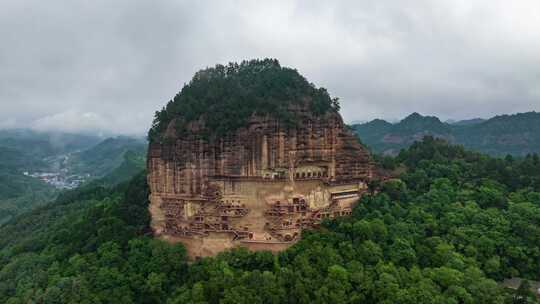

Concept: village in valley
[[23, 170, 88, 189], [22, 153, 89, 189]]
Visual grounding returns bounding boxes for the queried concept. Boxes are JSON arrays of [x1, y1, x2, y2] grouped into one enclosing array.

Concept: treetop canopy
[[148, 59, 340, 141]]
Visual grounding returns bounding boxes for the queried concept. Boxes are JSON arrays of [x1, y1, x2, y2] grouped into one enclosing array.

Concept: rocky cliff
[[147, 59, 374, 257]]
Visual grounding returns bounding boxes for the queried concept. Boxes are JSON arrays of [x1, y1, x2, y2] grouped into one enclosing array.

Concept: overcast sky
[[1, 0, 539, 135]]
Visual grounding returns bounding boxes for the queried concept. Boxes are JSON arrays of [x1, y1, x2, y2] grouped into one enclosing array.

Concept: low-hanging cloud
[[1, 0, 539, 135]]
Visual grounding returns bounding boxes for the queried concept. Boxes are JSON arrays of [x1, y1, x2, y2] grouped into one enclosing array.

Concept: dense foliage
[[0, 172, 174, 304], [1, 138, 539, 303], [148, 59, 340, 141], [0, 175, 56, 225], [353, 111, 540, 156]]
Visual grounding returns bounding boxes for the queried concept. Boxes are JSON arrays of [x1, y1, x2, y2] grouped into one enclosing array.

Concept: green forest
[[148, 59, 340, 141], [1, 137, 539, 303]]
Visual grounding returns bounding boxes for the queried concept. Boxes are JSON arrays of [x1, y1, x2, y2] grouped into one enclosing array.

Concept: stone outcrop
[[147, 106, 374, 258]]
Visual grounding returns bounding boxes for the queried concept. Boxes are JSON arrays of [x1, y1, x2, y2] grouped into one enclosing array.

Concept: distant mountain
[[0, 128, 102, 152], [0, 129, 102, 171], [353, 113, 454, 155], [352, 111, 540, 156], [0, 130, 147, 224], [68, 136, 147, 178]]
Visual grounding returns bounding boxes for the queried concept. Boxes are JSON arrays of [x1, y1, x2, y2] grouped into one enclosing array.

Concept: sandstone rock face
[[147, 108, 374, 257]]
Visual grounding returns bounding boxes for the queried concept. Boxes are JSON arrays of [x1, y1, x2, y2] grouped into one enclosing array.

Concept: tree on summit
[[148, 59, 340, 141]]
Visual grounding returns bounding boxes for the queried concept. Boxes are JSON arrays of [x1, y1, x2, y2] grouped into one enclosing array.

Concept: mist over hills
[[0, 129, 103, 171], [352, 111, 540, 156], [446, 118, 486, 126], [0, 129, 147, 224]]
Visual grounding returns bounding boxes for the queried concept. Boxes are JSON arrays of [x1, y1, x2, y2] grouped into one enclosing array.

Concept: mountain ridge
[[353, 111, 540, 156]]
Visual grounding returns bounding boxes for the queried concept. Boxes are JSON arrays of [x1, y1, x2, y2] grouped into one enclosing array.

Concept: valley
[[0, 130, 147, 224], [24, 154, 89, 190]]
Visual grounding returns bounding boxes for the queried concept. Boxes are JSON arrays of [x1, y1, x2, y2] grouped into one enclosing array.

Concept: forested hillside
[[0, 130, 83, 224], [0, 171, 56, 225], [0, 131, 146, 224], [67, 136, 147, 178], [353, 111, 540, 156], [1, 138, 539, 303]]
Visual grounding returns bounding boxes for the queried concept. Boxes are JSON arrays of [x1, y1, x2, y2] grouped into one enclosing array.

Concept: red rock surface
[[147, 107, 374, 257]]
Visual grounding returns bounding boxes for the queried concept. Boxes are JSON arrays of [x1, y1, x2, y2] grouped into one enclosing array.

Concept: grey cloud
[[1, 0, 539, 135]]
